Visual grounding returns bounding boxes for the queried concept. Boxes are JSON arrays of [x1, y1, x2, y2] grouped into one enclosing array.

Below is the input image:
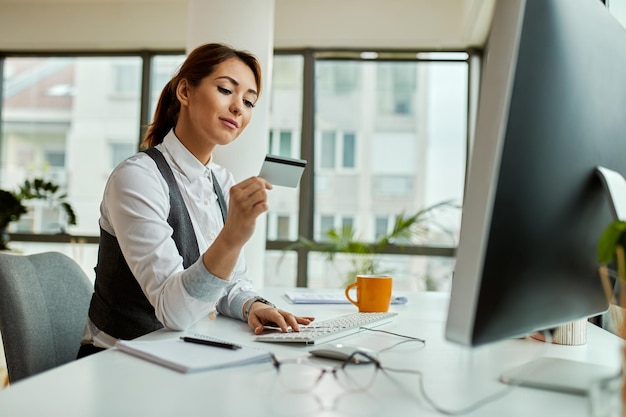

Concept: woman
[[78, 43, 313, 358]]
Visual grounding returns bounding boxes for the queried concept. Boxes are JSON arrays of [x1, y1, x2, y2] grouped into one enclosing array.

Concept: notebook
[[116, 334, 272, 373], [284, 290, 408, 305]]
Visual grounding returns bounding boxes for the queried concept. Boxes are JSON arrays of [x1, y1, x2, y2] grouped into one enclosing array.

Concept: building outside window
[[1, 51, 468, 291], [285, 56, 468, 290], [1, 56, 142, 237]]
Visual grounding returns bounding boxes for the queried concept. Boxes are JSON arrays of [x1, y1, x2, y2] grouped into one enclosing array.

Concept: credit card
[[259, 154, 307, 188]]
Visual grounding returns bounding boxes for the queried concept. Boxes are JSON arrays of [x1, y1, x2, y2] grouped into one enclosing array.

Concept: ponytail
[[141, 80, 180, 149]]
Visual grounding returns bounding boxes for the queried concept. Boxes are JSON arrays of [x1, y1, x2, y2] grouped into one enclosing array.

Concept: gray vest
[[87, 148, 227, 340]]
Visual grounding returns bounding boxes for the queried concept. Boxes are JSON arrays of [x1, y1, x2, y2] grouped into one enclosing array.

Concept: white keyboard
[[255, 311, 398, 345]]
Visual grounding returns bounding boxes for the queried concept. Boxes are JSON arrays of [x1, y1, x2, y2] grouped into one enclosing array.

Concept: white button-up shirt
[[83, 129, 258, 348]]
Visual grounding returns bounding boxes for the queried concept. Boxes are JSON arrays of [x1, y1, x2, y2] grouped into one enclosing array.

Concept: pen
[[180, 336, 242, 350]]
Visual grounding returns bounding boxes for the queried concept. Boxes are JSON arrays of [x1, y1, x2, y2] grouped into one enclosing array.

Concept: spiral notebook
[[116, 335, 272, 373]]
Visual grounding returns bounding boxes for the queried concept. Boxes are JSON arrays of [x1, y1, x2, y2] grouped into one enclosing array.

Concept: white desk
[[0, 289, 622, 417]]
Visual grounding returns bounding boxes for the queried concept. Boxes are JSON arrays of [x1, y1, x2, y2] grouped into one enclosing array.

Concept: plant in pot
[[597, 219, 626, 415], [284, 199, 459, 287], [0, 190, 28, 250], [0, 178, 77, 250]]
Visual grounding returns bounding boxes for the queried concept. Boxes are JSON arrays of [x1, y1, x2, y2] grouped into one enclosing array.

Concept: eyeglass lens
[[278, 357, 378, 393]]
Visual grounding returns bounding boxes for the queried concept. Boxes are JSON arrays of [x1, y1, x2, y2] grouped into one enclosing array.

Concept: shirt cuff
[[226, 290, 259, 321]]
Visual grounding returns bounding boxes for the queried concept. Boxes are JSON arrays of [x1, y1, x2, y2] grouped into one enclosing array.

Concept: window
[[44, 150, 65, 168], [375, 216, 389, 240], [110, 142, 136, 169], [317, 62, 359, 94], [149, 55, 186, 118], [319, 215, 335, 240], [319, 131, 336, 169], [276, 215, 291, 240], [1, 50, 469, 291], [341, 216, 354, 230], [1, 56, 142, 238], [307, 55, 467, 290], [377, 63, 417, 115], [264, 55, 304, 284], [317, 130, 356, 170], [374, 175, 413, 197], [279, 131, 292, 157], [269, 130, 295, 158], [113, 62, 140, 95], [342, 132, 356, 168]]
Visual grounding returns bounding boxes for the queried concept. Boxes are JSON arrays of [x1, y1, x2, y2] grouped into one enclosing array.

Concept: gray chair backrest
[[0, 251, 93, 383]]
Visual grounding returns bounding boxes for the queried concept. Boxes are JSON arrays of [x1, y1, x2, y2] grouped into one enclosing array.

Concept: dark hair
[[141, 43, 262, 148]]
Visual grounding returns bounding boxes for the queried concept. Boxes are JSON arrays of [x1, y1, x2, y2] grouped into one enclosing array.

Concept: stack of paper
[[284, 291, 408, 305]]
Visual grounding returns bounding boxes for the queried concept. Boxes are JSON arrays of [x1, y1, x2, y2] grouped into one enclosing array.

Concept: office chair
[[0, 251, 93, 383]]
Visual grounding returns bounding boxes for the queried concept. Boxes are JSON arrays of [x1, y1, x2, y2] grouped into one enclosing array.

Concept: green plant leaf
[[597, 220, 626, 264], [278, 199, 460, 282], [8, 177, 78, 229]]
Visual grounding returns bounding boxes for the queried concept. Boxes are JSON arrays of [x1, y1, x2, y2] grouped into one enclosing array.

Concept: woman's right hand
[[201, 176, 272, 281], [221, 176, 272, 247]]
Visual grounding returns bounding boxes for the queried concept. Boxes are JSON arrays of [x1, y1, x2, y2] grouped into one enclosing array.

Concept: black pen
[[180, 336, 242, 350]]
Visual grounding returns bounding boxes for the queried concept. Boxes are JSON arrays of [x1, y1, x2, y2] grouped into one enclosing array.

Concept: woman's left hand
[[247, 302, 314, 335]]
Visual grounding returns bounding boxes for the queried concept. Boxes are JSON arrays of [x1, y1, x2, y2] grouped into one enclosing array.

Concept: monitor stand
[[596, 165, 626, 222], [499, 166, 626, 394], [529, 319, 588, 345], [499, 357, 619, 395]]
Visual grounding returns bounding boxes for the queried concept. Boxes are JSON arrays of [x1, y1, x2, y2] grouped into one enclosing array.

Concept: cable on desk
[[379, 329, 553, 415], [358, 326, 426, 353]]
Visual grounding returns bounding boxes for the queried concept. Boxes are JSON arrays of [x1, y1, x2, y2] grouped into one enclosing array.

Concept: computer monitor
[[445, 0, 626, 347]]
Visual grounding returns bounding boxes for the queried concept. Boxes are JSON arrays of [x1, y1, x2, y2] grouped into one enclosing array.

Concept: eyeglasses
[[270, 351, 382, 393]]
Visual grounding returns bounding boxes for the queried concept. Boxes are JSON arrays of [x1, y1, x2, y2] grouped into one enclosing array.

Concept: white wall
[[0, 0, 494, 51]]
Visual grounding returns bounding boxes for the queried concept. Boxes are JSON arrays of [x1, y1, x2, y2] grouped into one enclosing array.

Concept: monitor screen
[[445, 0, 626, 347]]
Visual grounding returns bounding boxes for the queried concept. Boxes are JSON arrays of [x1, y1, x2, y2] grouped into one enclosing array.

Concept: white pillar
[[187, 0, 274, 288]]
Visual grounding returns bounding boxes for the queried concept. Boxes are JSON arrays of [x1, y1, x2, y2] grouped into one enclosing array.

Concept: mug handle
[[345, 282, 359, 307]]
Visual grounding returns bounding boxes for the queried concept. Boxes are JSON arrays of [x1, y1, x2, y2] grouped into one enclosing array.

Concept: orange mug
[[345, 275, 393, 312]]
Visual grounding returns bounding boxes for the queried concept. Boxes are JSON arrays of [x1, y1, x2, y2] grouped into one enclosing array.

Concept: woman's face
[[177, 57, 258, 152]]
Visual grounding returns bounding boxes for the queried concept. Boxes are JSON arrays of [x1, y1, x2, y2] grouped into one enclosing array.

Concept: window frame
[[1, 47, 479, 287]]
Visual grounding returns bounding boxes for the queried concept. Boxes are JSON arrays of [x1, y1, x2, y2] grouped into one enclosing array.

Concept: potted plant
[[0, 190, 28, 250], [284, 199, 459, 287], [597, 219, 626, 415], [0, 178, 77, 250]]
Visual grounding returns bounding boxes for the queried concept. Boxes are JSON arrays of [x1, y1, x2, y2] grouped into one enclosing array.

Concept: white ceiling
[[0, 0, 496, 51]]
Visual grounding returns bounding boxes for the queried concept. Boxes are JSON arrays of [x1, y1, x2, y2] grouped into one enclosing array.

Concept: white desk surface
[[0, 289, 622, 417]]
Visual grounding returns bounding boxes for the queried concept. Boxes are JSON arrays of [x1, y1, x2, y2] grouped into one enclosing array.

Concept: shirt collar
[[161, 129, 213, 181]]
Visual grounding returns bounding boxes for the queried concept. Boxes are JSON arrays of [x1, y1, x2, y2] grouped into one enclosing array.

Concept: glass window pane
[[110, 143, 136, 169], [313, 58, 466, 249], [375, 216, 388, 240], [276, 215, 290, 240], [264, 55, 304, 287], [264, 250, 297, 287], [319, 215, 334, 240], [279, 131, 292, 157], [342, 132, 355, 168], [114, 62, 140, 94], [1, 56, 143, 238], [149, 55, 186, 119], [45, 150, 65, 167], [320, 131, 336, 169], [306, 252, 455, 291], [305, 56, 467, 289]]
